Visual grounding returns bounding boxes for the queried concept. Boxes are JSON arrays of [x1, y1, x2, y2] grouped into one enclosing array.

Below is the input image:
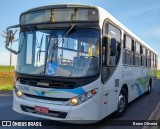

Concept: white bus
[[5, 4, 158, 123]]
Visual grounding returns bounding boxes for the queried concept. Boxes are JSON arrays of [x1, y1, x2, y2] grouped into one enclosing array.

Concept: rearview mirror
[[6, 30, 13, 46], [5, 24, 21, 55]]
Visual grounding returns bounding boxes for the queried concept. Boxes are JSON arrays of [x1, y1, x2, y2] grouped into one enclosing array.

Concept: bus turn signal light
[[91, 89, 97, 95]]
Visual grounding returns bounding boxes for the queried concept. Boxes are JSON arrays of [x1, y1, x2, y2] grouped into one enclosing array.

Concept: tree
[[0, 31, 13, 72]]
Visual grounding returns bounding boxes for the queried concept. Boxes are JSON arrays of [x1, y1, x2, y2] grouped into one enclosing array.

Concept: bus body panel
[[9, 4, 158, 123]]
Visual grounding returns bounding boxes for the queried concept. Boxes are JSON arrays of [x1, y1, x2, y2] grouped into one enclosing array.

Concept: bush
[[0, 66, 14, 90]]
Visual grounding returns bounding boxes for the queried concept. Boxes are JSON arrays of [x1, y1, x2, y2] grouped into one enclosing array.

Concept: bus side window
[[135, 42, 141, 66], [154, 54, 156, 69], [140, 45, 143, 66], [123, 34, 134, 65], [151, 52, 154, 68], [142, 46, 146, 67], [156, 55, 158, 69], [149, 51, 152, 67], [146, 49, 150, 67], [152, 53, 154, 68], [155, 55, 157, 68]]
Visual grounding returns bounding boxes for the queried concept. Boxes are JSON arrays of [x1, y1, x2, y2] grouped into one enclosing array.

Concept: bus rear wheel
[[114, 88, 128, 117], [146, 80, 152, 95]]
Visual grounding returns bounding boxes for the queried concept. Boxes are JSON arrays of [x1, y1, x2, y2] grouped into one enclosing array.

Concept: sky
[[0, 0, 160, 68]]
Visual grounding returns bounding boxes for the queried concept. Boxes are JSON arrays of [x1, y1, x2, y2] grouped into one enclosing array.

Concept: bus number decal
[[18, 85, 30, 91]]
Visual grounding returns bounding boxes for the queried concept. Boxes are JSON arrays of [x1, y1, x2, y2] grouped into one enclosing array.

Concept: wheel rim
[[118, 93, 126, 112], [148, 84, 151, 92]]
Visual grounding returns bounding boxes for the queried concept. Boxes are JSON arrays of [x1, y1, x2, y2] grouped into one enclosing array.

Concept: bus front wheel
[[114, 88, 128, 117]]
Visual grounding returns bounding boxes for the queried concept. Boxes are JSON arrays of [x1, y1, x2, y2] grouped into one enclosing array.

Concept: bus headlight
[[70, 97, 79, 106], [16, 90, 22, 97], [14, 86, 23, 98], [79, 94, 86, 102], [86, 92, 92, 99], [69, 88, 98, 106]]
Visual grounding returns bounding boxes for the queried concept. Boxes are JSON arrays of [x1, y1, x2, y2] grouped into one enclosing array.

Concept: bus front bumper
[[13, 91, 100, 123]]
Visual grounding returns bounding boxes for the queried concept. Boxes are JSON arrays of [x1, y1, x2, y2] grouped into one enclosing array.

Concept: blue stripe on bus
[[33, 87, 86, 96], [50, 87, 86, 95], [135, 83, 142, 96], [33, 90, 45, 96]]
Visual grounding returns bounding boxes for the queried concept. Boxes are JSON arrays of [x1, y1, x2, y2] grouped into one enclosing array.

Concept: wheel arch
[[121, 84, 128, 102], [149, 77, 152, 88]]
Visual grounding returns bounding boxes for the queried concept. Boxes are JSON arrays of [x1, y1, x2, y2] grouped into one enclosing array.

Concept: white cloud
[[145, 27, 160, 37], [0, 51, 17, 66], [118, 4, 160, 18]]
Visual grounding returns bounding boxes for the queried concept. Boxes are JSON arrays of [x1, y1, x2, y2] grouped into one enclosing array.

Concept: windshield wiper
[[53, 24, 75, 49], [36, 34, 44, 63], [49, 24, 76, 63], [30, 25, 41, 48]]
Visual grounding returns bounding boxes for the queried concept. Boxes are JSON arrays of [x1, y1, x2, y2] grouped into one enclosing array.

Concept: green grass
[[0, 65, 14, 72], [0, 85, 13, 90], [157, 70, 160, 79]]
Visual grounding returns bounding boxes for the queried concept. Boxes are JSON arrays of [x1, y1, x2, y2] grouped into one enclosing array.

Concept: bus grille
[[19, 78, 77, 89]]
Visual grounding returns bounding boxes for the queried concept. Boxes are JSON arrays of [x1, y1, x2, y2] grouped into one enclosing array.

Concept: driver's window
[[106, 24, 121, 66]]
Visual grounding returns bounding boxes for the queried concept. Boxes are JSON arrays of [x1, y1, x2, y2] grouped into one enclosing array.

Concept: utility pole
[[9, 42, 12, 72]]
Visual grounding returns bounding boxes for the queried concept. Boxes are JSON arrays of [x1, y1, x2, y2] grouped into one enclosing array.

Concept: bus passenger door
[[101, 22, 121, 117]]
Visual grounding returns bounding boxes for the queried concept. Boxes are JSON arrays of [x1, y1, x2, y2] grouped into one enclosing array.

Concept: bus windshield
[[16, 28, 100, 77]]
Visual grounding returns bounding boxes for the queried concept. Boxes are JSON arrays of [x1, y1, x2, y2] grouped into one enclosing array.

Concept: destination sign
[[20, 8, 98, 25]]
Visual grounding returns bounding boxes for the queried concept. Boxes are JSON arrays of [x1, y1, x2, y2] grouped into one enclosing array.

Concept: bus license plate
[[35, 106, 49, 114]]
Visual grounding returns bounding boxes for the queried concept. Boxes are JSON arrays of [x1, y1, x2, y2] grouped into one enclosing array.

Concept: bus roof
[[21, 4, 157, 55], [97, 6, 158, 55]]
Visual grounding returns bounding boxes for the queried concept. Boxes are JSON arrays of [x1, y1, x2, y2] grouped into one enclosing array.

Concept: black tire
[[114, 88, 128, 117], [146, 81, 151, 95]]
